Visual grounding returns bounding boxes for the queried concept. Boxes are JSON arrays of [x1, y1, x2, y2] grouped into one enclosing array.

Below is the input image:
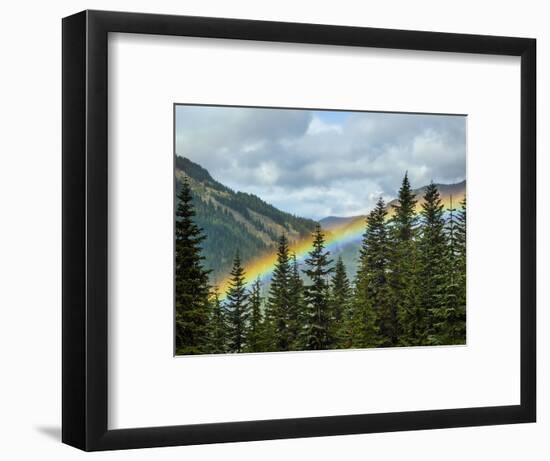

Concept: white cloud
[[306, 116, 343, 135], [255, 161, 280, 185], [175, 105, 466, 219], [242, 140, 266, 153]]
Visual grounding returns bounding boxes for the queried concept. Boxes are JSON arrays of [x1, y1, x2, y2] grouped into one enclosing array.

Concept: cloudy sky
[[175, 105, 466, 220]]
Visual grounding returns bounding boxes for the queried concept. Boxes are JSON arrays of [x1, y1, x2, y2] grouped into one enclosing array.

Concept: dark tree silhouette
[[302, 224, 333, 350], [225, 253, 249, 353], [330, 256, 352, 348], [418, 182, 448, 343], [207, 289, 227, 354], [389, 173, 422, 346], [433, 195, 466, 344], [265, 234, 292, 351], [356, 198, 392, 346], [288, 252, 306, 349], [175, 179, 211, 355], [245, 278, 264, 352]]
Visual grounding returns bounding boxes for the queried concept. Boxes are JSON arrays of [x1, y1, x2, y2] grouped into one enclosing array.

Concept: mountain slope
[[320, 180, 466, 232], [176, 154, 466, 287], [387, 180, 466, 211], [175, 156, 318, 284], [319, 215, 363, 231], [319, 180, 467, 280]]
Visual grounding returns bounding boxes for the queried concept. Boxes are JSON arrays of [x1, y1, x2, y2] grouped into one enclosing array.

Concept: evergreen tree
[[418, 182, 448, 343], [430, 195, 467, 344], [349, 269, 379, 349], [330, 256, 352, 348], [456, 196, 467, 310], [431, 194, 466, 344], [355, 198, 392, 346], [302, 224, 333, 350], [207, 289, 227, 354], [245, 278, 264, 352], [392, 172, 417, 241], [389, 173, 423, 346], [288, 252, 306, 350], [175, 179, 212, 355], [225, 252, 249, 353], [265, 234, 292, 351], [338, 297, 356, 349]]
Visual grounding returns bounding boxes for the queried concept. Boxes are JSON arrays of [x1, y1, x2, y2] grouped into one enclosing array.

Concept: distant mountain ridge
[[176, 155, 466, 285], [319, 179, 466, 279], [175, 156, 318, 284], [388, 180, 466, 210], [319, 215, 363, 231], [320, 180, 466, 231]]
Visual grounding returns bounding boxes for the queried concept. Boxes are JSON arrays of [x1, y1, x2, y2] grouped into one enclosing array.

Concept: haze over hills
[[176, 155, 466, 287]]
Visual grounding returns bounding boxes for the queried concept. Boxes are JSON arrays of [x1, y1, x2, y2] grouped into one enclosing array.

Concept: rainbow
[[216, 194, 464, 297]]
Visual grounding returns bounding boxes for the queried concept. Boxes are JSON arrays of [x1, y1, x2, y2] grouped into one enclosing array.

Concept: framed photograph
[[62, 10, 536, 451]]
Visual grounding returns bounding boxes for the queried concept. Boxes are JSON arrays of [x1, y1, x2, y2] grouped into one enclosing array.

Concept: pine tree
[[330, 256, 351, 348], [456, 196, 467, 310], [302, 224, 333, 350], [355, 198, 392, 347], [432, 194, 466, 344], [175, 179, 212, 355], [389, 173, 422, 346], [350, 270, 379, 349], [245, 278, 264, 352], [265, 234, 292, 351], [207, 289, 227, 354], [338, 297, 355, 349], [418, 182, 448, 343], [288, 252, 306, 350], [225, 252, 249, 353]]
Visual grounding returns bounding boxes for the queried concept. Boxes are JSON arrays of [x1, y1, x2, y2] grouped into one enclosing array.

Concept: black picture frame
[[62, 10, 536, 451]]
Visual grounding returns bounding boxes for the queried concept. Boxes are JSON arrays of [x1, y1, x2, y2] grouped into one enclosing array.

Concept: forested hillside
[[175, 156, 318, 284], [175, 160, 467, 355]]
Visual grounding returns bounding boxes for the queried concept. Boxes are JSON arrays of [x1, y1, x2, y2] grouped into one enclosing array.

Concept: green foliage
[[432, 195, 466, 344], [265, 234, 292, 351], [175, 156, 230, 193], [330, 257, 352, 348], [225, 253, 249, 353], [183, 188, 270, 283], [389, 173, 424, 346], [175, 162, 467, 354], [245, 278, 264, 353], [354, 198, 393, 347], [175, 155, 317, 285], [456, 196, 467, 309], [347, 283, 379, 349], [288, 252, 306, 349], [216, 191, 318, 236], [302, 224, 334, 350], [207, 290, 228, 354], [417, 182, 449, 344], [175, 179, 212, 355]]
